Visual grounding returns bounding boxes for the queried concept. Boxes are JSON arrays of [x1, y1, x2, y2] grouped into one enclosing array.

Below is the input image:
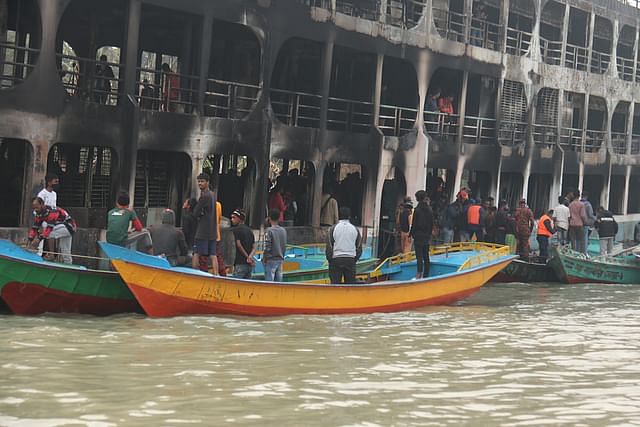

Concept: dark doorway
[[0, 139, 30, 227], [378, 167, 406, 258]]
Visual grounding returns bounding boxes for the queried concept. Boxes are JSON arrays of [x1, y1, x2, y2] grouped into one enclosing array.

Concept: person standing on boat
[[595, 207, 618, 255], [231, 209, 256, 279], [28, 197, 76, 264], [326, 207, 363, 284], [397, 197, 413, 253], [192, 173, 218, 275], [263, 208, 287, 281], [410, 190, 434, 279], [181, 198, 198, 251], [581, 191, 596, 254], [440, 197, 459, 244], [536, 209, 556, 261], [494, 200, 510, 245], [553, 196, 570, 246], [568, 192, 588, 253], [514, 198, 534, 260], [467, 199, 484, 242]]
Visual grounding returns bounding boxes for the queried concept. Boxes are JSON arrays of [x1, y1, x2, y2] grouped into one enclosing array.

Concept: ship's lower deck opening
[[0, 138, 31, 227]]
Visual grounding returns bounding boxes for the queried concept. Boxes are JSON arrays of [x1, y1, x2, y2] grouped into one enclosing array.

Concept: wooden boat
[[105, 241, 517, 317], [0, 239, 142, 315], [549, 244, 640, 284], [491, 258, 559, 283]]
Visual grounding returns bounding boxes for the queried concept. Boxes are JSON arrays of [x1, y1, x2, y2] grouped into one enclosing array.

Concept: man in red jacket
[[28, 197, 75, 264]]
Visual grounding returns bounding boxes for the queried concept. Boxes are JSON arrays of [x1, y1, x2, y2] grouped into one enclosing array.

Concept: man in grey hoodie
[[263, 208, 287, 281]]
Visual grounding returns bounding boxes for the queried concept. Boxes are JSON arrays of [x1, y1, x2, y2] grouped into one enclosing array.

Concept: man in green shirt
[[106, 192, 148, 250]]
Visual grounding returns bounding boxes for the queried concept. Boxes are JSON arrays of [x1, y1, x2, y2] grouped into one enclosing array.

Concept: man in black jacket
[[595, 207, 618, 255], [410, 190, 434, 279]]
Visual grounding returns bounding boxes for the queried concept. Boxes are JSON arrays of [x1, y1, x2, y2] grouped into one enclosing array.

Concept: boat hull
[[549, 245, 640, 284], [0, 254, 142, 315], [112, 255, 515, 317], [491, 259, 559, 283]]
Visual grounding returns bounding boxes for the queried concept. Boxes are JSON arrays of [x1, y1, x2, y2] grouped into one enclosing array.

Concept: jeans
[[328, 257, 356, 284], [537, 235, 549, 259], [459, 230, 471, 242], [599, 237, 614, 255], [569, 226, 585, 253], [264, 259, 283, 282], [583, 226, 591, 254], [556, 228, 568, 245], [48, 224, 73, 264], [234, 263, 253, 279], [414, 240, 430, 277], [441, 227, 454, 244]]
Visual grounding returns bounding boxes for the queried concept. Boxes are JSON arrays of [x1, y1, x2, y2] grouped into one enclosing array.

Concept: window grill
[[134, 151, 170, 208], [498, 80, 528, 145]]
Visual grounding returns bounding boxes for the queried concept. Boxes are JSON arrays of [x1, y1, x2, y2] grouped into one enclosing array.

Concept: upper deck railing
[[271, 88, 322, 128], [136, 67, 198, 114], [611, 132, 628, 154], [469, 17, 502, 51], [632, 135, 640, 154], [585, 129, 605, 152], [327, 96, 373, 133], [590, 50, 611, 75], [565, 43, 589, 71], [617, 56, 634, 81], [506, 28, 532, 56], [379, 104, 417, 136], [1, 39, 39, 89], [540, 37, 563, 66], [559, 127, 583, 151], [57, 54, 124, 106], [204, 79, 261, 119], [433, 8, 466, 43], [532, 124, 558, 147], [498, 120, 527, 146], [424, 110, 459, 139]]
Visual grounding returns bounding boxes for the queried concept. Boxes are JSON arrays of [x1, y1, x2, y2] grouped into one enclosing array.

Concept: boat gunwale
[[0, 253, 118, 278]]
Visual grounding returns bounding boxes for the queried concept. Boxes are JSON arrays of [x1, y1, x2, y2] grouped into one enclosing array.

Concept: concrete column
[[197, 9, 214, 115], [318, 39, 335, 130], [560, 3, 570, 66], [464, 0, 473, 44], [582, 93, 589, 154], [494, 155, 502, 202], [622, 164, 631, 214], [550, 148, 564, 208], [311, 161, 325, 227], [451, 155, 466, 201], [602, 155, 612, 209], [633, 27, 639, 80], [499, 0, 510, 53], [578, 160, 584, 193], [123, 0, 142, 97], [586, 11, 595, 71], [610, 19, 619, 78], [627, 102, 635, 155], [373, 53, 384, 129], [457, 70, 469, 145]]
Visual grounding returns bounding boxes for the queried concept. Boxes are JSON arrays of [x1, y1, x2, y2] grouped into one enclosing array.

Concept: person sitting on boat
[[28, 197, 76, 264], [536, 209, 556, 261], [410, 190, 434, 279], [149, 209, 189, 266], [514, 198, 534, 261], [106, 191, 151, 252], [595, 207, 618, 255], [231, 208, 256, 279], [326, 206, 363, 284]]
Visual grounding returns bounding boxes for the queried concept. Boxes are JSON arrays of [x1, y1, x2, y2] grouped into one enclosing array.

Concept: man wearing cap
[[230, 209, 256, 279], [514, 198, 534, 260], [149, 209, 189, 266]]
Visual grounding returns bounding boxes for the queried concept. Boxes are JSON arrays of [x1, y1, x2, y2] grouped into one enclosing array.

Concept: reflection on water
[[1, 283, 640, 426]]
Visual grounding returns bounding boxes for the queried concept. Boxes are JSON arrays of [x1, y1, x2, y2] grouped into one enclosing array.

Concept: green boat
[[0, 239, 142, 315], [549, 245, 640, 284]]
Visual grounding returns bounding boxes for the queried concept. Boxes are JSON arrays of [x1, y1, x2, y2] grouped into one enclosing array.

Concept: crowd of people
[[394, 188, 625, 262]]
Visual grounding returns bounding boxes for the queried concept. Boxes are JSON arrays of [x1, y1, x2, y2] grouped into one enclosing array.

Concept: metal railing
[[611, 132, 628, 154], [433, 8, 466, 43], [462, 115, 496, 144], [590, 50, 610, 75], [635, 62, 640, 83], [327, 96, 374, 133], [585, 129, 605, 152], [532, 124, 558, 147], [57, 54, 124, 106], [424, 110, 459, 139], [565, 43, 589, 72], [0, 40, 39, 88], [559, 127, 583, 151], [540, 37, 562, 66], [498, 120, 527, 145], [335, 0, 380, 20], [385, 0, 426, 28], [631, 135, 640, 154], [378, 104, 417, 136], [270, 89, 322, 128], [203, 79, 261, 119], [506, 28, 532, 56], [617, 56, 634, 81], [136, 67, 199, 114], [469, 17, 502, 51]]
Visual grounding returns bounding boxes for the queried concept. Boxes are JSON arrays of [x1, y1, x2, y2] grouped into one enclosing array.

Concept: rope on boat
[[20, 245, 111, 262]]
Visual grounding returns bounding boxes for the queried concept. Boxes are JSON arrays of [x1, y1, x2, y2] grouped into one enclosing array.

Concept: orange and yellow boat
[[106, 242, 516, 317]]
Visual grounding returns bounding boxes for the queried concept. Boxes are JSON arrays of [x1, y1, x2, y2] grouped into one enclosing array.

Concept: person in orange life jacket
[[595, 206, 618, 255], [467, 199, 485, 242], [28, 197, 76, 264], [410, 190, 434, 279], [536, 209, 556, 260]]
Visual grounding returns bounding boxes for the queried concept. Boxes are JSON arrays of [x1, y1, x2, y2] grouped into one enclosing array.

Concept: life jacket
[[537, 214, 553, 237], [467, 204, 481, 226]]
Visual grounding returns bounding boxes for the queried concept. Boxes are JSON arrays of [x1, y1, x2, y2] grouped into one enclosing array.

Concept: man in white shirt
[[553, 195, 570, 245], [325, 207, 362, 284], [37, 173, 59, 208]]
